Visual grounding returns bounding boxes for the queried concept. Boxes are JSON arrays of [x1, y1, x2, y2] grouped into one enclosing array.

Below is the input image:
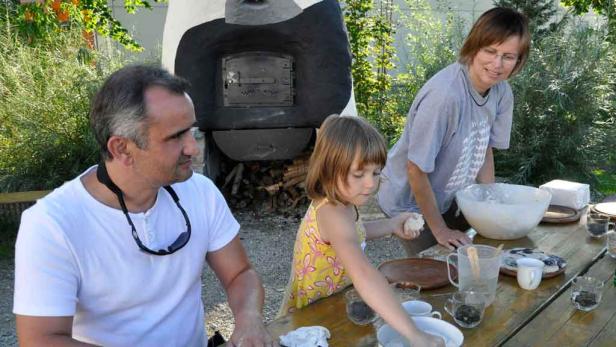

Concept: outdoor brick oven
[[162, 0, 356, 179]]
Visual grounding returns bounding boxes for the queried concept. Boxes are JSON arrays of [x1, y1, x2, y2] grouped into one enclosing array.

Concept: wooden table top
[[504, 252, 615, 347], [267, 220, 607, 347]]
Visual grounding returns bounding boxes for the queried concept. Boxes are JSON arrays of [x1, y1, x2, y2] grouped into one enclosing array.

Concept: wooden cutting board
[[541, 205, 581, 223], [377, 258, 457, 290]]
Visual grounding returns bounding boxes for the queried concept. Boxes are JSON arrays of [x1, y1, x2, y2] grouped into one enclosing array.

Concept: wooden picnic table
[[504, 252, 615, 347], [267, 217, 610, 346]]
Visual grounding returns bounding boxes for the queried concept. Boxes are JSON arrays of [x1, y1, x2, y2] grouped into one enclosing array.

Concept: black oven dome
[[174, 0, 352, 131]]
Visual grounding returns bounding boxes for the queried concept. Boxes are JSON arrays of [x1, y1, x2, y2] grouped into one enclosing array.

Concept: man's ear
[[107, 136, 134, 166]]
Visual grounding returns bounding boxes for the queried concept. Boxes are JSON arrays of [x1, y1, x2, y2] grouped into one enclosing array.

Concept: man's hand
[[432, 226, 472, 250], [228, 311, 276, 347]]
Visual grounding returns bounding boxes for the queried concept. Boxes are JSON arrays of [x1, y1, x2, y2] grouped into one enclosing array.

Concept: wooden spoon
[[467, 246, 481, 280]]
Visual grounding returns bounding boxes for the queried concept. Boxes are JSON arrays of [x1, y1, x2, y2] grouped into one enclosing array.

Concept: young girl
[[279, 115, 444, 346]]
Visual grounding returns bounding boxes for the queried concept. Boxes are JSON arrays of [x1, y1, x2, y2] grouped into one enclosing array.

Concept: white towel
[[539, 179, 590, 210], [279, 326, 331, 347]]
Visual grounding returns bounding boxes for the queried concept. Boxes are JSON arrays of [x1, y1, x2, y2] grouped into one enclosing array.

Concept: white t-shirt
[[378, 62, 513, 216], [13, 166, 239, 347]]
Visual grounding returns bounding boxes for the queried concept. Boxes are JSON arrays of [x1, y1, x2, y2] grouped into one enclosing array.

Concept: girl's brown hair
[[459, 7, 531, 77], [305, 114, 387, 205]]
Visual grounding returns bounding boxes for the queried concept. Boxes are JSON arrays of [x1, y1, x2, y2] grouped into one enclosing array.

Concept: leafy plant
[[0, 4, 126, 192], [342, 0, 465, 145], [495, 19, 616, 192], [11, 0, 164, 51], [342, 0, 396, 128], [494, 0, 559, 37], [562, 0, 616, 42]]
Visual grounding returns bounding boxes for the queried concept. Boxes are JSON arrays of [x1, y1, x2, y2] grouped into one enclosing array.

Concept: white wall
[[101, 0, 497, 62], [101, 0, 168, 61]]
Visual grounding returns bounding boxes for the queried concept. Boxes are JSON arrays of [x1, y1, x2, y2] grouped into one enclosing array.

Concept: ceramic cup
[[516, 258, 545, 290], [402, 300, 442, 319]]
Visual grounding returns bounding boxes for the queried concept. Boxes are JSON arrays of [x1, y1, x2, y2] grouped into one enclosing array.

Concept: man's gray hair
[[90, 64, 190, 161]]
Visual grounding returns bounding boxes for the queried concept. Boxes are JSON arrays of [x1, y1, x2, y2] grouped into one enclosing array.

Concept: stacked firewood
[[221, 154, 311, 212]]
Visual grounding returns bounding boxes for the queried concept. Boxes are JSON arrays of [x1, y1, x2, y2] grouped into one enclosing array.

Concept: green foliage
[[11, 0, 164, 51], [562, 0, 616, 42], [0, 6, 125, 192], [342, 0, 464, 145], [495, 20, 616, 190], [494, 0, 559, 37], [594, 169, 616, 195], [0, 215, 18, 259], [342, 0, 396, 134]]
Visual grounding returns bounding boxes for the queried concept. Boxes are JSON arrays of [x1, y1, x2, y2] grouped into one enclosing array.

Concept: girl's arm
[[318, 204, 444, 346], [364, 212, 423, 240]]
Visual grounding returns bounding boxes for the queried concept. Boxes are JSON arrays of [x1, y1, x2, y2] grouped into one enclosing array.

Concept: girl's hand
[[407, 330, 446, 347], [392, 212, 424, 240]]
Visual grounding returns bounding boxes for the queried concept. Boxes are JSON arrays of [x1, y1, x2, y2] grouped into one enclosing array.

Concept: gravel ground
[[0, 198, 405, 344]]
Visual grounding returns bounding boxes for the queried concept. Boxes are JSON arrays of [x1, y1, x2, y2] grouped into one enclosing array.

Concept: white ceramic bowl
[[377, 316, 463, 347], [455, 183, 551, 240]]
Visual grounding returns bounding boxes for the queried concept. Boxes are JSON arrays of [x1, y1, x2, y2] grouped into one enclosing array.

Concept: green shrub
[[345, 0, 465, 146], [382, 0, 465, 144], [495, 19, 616, 192], [0, 7, 125, 192]]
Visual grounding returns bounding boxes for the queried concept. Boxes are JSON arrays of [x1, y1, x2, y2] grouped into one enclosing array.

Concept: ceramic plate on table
[[377, 316, 463, 347], [378, 258, 457, 290], [592, 202, 616, 220], [541, 205, 581, 223], [500, 248, 567, 278]]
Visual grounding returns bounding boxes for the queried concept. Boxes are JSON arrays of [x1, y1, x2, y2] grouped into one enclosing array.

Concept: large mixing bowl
[[455, 183, 552, 240]]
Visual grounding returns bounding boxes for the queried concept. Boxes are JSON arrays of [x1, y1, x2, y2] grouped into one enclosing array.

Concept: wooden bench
[[0, 190, 51, 221]]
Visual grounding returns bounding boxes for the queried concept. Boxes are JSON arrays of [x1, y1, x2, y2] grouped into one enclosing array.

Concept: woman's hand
[[432, 226, 472, 250], [392, 212, 424, 240]]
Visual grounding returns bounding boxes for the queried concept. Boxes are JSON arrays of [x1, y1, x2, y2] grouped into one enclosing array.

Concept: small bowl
[[455, 183, 551, 240]]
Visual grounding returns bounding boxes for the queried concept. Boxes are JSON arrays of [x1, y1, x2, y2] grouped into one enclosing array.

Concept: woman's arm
[[318, 204, 444, 346], [476, 146, 495, 183], [407, 161, 471, 250]]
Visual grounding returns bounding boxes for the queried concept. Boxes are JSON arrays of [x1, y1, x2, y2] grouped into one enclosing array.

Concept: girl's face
[[468, 35, 521, 94], [337, 156, 382, 206]]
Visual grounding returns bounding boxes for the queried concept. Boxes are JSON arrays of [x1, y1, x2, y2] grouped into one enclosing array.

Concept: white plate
[[377, 316, 464, 347]]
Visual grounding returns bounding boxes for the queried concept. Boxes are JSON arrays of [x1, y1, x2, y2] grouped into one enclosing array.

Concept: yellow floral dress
[[278, 200, 366, 317]]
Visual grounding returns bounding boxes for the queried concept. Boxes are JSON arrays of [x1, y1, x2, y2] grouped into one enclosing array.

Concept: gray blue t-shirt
[[377, 62, 513, 216]]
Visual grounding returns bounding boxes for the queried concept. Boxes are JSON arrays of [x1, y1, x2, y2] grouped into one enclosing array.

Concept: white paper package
[[539, 179, 590, 210]]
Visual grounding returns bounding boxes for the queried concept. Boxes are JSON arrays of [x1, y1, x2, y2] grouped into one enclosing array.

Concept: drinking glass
[[344, 288, 377, 325], [607, 231, 616, 259], [570, 276, 604, 311], [586, 212, 614, 238], [444, 291, 488, 328]]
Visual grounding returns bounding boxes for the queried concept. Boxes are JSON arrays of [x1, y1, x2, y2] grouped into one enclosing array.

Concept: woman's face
[[468, 35, 521, 94]]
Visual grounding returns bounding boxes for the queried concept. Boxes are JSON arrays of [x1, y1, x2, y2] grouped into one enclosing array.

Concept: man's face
[[130, 86, 199, 188]]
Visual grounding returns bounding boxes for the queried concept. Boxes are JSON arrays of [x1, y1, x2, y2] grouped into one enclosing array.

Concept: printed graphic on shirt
[[444, 119, 490, 196]]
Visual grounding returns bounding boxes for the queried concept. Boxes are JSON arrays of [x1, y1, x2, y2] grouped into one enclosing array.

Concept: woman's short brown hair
[[459, 7, 531, 77], [305, 114, 387, 205]]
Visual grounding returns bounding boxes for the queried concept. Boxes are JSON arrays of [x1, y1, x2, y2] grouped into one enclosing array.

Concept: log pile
[[221, 154, 311, 213]]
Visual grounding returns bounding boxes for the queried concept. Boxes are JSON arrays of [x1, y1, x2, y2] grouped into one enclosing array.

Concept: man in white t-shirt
[[13, 65, 274, 346]]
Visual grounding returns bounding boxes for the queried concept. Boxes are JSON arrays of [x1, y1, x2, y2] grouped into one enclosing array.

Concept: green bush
[[347, 0, 466, 146], [495, 19, 616, 192], [0, 6, 125, 192], [381, 0, 465, 144]]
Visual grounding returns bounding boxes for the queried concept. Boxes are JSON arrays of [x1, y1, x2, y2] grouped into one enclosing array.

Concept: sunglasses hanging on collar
[[96, 162, 191, 256]]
